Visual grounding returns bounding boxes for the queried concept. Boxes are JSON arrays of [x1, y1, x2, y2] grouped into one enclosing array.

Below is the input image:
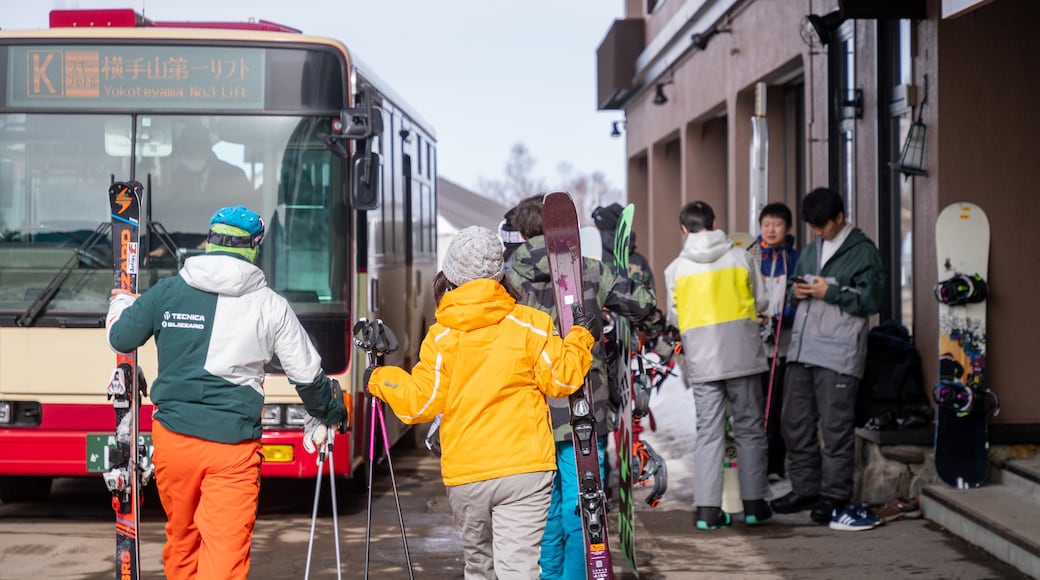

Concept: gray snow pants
[[781, 362, 859, 501], [690, 374, 770, 508]]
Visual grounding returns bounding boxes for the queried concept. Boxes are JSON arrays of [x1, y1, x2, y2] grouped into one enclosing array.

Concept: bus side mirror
[[352, 150, 381, 211], [341, 102, 383, 140]]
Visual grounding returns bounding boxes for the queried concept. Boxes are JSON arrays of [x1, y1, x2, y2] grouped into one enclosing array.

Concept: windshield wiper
[[141, 174, 183, 270], [16, 221, 112, 328]]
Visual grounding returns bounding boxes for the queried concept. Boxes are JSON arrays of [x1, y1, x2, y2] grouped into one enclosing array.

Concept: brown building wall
[[615, 0, 1037, 427], [929, 0, 1040, 422]]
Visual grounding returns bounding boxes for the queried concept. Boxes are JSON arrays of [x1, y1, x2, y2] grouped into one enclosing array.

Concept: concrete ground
[[0, 446, 1027, 579]]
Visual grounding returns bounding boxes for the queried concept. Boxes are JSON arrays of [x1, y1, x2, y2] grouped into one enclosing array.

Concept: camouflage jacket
[[596, 228, 656, 292], [506, 235, 658, 439]]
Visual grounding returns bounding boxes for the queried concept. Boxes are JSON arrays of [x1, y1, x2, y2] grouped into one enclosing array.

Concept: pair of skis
[[542, 192, 614, 579], [105, 181, 150, 580]]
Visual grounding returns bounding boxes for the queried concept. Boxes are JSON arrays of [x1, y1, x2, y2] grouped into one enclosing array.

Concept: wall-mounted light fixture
[[653, 80, 673, 106], [610, 120, 626, 138], [802, 11, 844, 46], [893, 75, 929, 177], [690, 25, 732, 50], [802, 0, 927, 46], [835, 88, 864, 119]]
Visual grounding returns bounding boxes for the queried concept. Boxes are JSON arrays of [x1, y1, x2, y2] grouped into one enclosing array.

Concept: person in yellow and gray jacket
[[367, 225, 596, 580], [664, 201, 772, 531]]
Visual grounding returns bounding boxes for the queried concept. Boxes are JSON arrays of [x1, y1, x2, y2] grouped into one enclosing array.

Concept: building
[[598, 0, 1036, 434], [436, 176, 509, 267], [598, 0, 1038, 572]]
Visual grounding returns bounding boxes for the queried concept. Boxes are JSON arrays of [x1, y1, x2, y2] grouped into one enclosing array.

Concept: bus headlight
[[286, 404, 308, 426], [0, 401, 10, 424], [261, 405, 283, 426]]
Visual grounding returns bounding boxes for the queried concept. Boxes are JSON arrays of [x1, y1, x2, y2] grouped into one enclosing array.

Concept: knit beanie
[[206, 205, 265, 263], [442, 226, 504, 286]]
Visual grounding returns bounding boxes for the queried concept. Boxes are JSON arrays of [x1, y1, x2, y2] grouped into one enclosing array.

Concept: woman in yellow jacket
[[368, 226, 595, 580]]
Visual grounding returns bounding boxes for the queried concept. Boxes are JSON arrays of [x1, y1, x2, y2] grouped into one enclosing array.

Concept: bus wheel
[[0, 476, 52, 503]]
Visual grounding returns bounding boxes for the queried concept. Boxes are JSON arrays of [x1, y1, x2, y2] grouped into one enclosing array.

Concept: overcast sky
[[1, 0, 628, 195]]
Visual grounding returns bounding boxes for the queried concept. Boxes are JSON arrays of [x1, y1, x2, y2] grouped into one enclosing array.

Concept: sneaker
[[695, 506, 732, 530], [875, 496, 922, 523], [829, 503, 883, 531], [771, 492, 819, 514], [810, 496, 847, 524], [743, 499, 772, 525]]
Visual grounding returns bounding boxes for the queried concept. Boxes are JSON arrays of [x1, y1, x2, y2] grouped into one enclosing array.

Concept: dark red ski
[[542, 191, 614, 580]]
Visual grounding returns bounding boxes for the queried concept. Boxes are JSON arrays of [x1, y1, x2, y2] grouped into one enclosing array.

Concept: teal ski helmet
[[206, 205, 265, 262]]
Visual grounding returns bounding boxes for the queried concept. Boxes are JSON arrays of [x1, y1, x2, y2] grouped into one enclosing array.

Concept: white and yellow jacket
[[664, 229, 769, 383]]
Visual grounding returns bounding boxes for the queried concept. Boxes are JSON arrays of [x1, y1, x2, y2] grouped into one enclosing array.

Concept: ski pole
[[763, 307, 783, 430], [364, 392, 376, 577], [364, 394, 414, 580], [303, 447, 323, 580], [353, 318, 411, 579], [373, 395, 414, 578], [304, 435, 342, 580], [763, 251, 788, 430]]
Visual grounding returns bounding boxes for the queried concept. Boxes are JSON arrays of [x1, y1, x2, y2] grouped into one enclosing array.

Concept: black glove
[[570, 302, 596, 331], [362, 367, 375, 392]]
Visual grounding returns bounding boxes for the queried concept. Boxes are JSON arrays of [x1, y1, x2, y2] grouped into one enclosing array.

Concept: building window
[[879, 19, 915, 329], [836, 31, 857, 226]]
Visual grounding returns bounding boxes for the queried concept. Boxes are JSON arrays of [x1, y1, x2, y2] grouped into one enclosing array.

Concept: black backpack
[[855, 320, 932, 429]]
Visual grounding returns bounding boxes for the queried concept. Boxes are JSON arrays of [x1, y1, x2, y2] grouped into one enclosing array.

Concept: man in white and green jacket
[[106, 205, 343, 580]]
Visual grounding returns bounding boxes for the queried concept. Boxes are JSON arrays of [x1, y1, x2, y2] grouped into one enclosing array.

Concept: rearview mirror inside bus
[[352, 151, 381, 211], [104, 117, 172, 158]]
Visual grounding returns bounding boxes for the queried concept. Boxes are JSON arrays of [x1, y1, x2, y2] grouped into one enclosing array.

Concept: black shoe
[[694, 506, 732, 530], [810, 496, 848, 524], [743, 499, 773, 525], [771, 492, 819, 514]]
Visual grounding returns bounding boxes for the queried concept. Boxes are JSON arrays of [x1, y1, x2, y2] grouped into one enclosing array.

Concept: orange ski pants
[[152, 421, 263, 580]]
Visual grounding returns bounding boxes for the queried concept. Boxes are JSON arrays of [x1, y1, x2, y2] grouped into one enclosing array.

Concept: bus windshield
[[0, 112, 348, 325]]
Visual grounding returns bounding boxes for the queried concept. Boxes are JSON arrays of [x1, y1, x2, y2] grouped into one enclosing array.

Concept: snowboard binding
[[934, 272, 988, 306], [632, 439, 667, 507], [934, 379, 975, 416]]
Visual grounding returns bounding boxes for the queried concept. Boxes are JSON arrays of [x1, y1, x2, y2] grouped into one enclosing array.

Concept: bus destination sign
[[7, 45, 266, 110]]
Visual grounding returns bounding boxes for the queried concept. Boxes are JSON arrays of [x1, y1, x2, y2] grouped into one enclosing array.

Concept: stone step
[[1002, 456, 1040, 499], [922, 466, 1040, 579]]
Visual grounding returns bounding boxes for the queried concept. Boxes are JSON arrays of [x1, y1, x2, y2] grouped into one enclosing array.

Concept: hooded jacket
[[753, 234, 801, 352], [106, 252, 342, 444], [506, 235, 657, 439], [664, 229, 769, 383], [368, 278, 594, 487], [786, 227, 885, 378]]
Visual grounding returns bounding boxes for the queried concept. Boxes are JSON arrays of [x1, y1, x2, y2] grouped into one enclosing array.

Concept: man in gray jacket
[[771, 188, 885, 529], [664, 201, 772, 530], [106, 205, 343, 579]]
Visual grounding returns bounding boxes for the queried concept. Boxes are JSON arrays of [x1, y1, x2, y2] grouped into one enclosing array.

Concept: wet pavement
[[0, 440, 1028, 579]]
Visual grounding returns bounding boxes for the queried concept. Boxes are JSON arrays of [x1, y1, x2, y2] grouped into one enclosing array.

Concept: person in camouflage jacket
[[506, 194, 657, 580], [592, 202, 656, 292]]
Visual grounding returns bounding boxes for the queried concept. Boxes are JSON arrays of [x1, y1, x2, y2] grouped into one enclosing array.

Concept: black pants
[[781, 362, 860, 500], [761, 358, 787, 477]]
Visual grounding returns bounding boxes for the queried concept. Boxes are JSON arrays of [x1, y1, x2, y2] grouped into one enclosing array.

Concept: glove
[[303, 415, 335, 454], [363, 367, 375, 392], [571, 302, 596, 331]]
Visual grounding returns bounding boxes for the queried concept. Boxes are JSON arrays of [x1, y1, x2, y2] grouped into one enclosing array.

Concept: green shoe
[[695, 506, 731, 530], [743, 499, 773, 525]]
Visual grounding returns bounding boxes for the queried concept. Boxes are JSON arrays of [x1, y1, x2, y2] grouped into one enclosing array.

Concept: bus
[[0, 8, 438, 502]]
